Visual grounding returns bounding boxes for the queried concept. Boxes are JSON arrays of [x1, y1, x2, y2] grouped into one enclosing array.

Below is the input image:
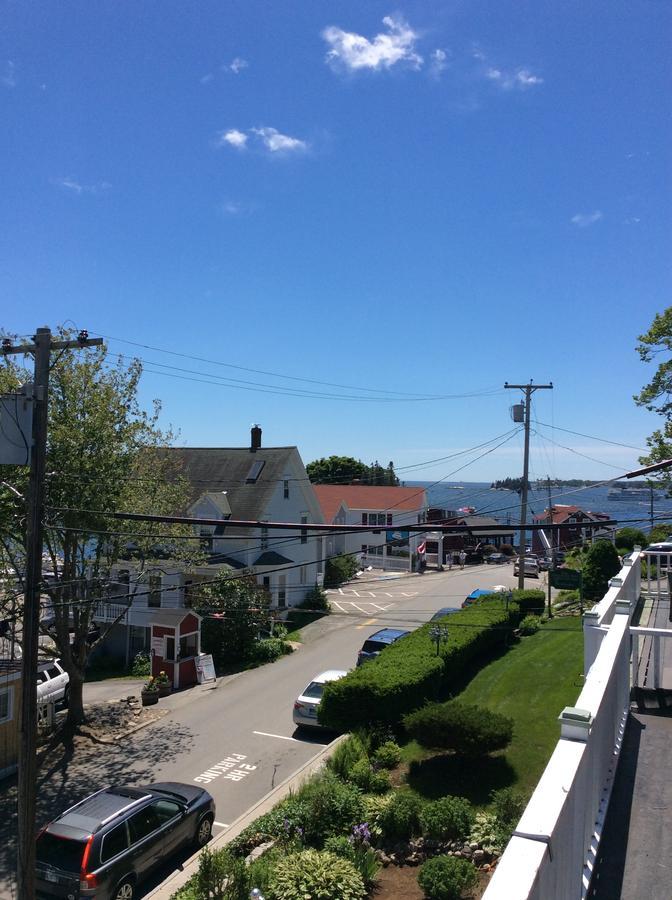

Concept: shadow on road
[[0, 719, 194, 899]]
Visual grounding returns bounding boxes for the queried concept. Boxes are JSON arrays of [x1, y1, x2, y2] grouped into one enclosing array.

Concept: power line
[[532, 420, 648, 453]]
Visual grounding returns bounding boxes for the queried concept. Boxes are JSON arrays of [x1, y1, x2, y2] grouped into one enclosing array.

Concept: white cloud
[[229, 57, 248, 75], [2, 60, 16, 88], [430, 48, 448, 77], [217, 129, 248, 149], [486, 65, 543, 90], [571, 211, 603, 228], [200, 73, 214, 85], [53, 177, 110, 195], [322, 14, 423, 72], [251, 126, 308, 153]]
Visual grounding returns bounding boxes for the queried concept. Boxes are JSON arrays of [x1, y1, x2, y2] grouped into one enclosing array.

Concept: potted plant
[[141, 677, 159, 706], [155, 671, 172, 698]]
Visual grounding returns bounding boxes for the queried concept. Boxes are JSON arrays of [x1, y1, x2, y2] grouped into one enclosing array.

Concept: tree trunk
[[66, 671, 86, 726]]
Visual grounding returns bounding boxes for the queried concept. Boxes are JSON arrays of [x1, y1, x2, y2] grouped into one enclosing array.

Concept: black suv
[[35, 782, 215, 899], [356, 628, 410, 666]]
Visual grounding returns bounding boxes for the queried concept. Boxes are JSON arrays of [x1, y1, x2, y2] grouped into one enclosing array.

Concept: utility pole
[[546, 476, 554, 618], [650, 483, 654, 535], [504, 382, 553, 589], [1, 327, 102, 900]]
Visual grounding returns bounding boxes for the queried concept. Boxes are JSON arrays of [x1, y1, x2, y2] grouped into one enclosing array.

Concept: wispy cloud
[[571, 210, 603, 228], [228, 57, 248, 75], [216, 129, 248, 149], [322, 14, 423, 72], [217, 126, 308, 155], [53, 177, 111, 195], [221, 199, 257, 217], [250, 126, 308, 153], [430, 48, 449, 78], [486, 66, 543, 90], [200, 73, 214, 85], [2, 60, 16, 88]]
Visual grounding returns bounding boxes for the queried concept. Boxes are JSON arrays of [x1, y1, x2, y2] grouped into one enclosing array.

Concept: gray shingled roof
[[162, 447, 296, 526]]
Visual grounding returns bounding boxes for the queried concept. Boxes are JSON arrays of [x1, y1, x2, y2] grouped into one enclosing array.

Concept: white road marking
[[194, 754, 256, 785], [214, 822, 229, 828], [402, 591, 417, 597], [331, 601, 346, 612], [253, 730, 301, 742], [352, 590, 361, 597], [384, 592, 393, 597], [350, 602, 366, 613]]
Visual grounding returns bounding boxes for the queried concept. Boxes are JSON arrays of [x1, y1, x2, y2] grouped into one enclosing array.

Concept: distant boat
[[608, 482, 659, 501], [458, 506, 476, 514]]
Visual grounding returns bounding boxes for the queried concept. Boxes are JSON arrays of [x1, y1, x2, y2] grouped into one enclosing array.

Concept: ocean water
[[405, 480, 672, 535]]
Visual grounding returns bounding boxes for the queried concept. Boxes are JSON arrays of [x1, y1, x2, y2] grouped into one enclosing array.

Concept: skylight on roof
[[245, 459, 266, 483]]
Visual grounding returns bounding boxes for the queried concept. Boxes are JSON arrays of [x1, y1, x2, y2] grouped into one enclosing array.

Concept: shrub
[[491, 787, 526, 829], [319, 597, 521, 731], [519, 614, 541, 635], [420, 796, 475, 842], [418, 855, 478, 900], [373, 740, 402, 769], [193, 846, 248, 900], [403, 700, 514, 756], [348, 760, 390, 794], [131, 650, 151, 677], [499, 543, 516, 556], [251, 637, 293, 663], [328, 733, 368, 780], [324, 834, 355, 859], [361, 793, 393, 839], [615, 527, 647, 551], [302, 583, 330, 611], [247, 847, 283, 898], [296, 771, 364, 845], [324, 554, 360, 588], [583, 541, 622, 601], [269, 849, 366, 900], [379, 791, 424, 841], [512, 589, 545, 616], [325, 829, 380, 889], [469, 811, 508, 854], [228, 795, 309, 857]]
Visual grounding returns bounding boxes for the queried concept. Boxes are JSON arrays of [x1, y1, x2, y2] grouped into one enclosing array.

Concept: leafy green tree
[[614, 527, 648, 551], [0, 334, 195, 725], [306, 456, 369, 484], [582, 540, 622, 601], [198, 572, 270, 666], [306, 455, 399, 486], [649, 523, 672, 543], [635, 308, 672, 485]]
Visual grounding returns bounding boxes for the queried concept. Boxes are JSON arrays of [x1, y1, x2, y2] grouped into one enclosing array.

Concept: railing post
[[653, 634, 661, 689], [583, 609, 601, 675], [631, 631, 639, 689]]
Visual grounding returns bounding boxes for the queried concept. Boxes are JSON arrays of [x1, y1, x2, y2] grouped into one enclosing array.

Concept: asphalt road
[[0, 561, 534, 898]]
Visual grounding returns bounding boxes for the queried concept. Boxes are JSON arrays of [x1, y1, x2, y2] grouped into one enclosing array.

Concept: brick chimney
[[250, 424, 262, 452]]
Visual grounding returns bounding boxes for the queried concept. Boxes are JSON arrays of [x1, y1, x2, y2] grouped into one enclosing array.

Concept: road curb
[[145, 732, 348, 899]]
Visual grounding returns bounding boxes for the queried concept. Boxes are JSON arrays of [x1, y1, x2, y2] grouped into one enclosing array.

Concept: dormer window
[[246, 460, 266, 483]]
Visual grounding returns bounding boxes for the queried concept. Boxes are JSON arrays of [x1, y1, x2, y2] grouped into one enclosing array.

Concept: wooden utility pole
[[1, 327, 102, 900], [504, 382, 553, 589], [546, 476, 554, 618]]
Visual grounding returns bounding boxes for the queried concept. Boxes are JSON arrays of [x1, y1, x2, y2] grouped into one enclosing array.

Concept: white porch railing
[[483, 551, 641, 900], [94, 602, 130, 623]]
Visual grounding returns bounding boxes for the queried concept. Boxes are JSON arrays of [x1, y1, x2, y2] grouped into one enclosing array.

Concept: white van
[[37, 658, 70, 707]]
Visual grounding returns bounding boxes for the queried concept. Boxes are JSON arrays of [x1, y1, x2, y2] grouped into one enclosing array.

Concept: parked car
[[513, 557, 540, 578], [293, 669, 348, 728], [462, 589, 495, 609], [35, 782, 215, 900], [537, 556, 551, 571], [485, 553, 507, 565], [645, 538, 672, 553], [37, 658, 70, 707], [429, 607, 461, 621], [356, 628, 410, 666]]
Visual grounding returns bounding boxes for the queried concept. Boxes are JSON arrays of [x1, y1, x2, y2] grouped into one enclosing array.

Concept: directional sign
[[550, 568, 582, 590]]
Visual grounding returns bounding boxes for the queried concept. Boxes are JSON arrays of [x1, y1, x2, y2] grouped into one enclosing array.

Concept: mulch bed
[[373, 865, 491, 900]]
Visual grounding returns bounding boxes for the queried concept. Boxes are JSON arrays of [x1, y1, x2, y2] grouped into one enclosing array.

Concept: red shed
[[149, 610, 202, 690]]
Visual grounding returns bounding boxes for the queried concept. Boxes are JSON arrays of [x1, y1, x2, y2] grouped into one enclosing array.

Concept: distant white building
[[314, 484, 428, 570]]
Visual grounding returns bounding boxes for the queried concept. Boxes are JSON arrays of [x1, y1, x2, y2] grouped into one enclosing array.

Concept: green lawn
[[404, 616, 584, 806]]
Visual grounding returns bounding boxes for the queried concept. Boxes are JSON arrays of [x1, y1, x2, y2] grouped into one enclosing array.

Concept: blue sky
[[2, 1, 670, 481]]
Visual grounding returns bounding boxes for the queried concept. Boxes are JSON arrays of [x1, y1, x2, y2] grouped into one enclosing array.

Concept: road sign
[[550, 568, 582, 590]]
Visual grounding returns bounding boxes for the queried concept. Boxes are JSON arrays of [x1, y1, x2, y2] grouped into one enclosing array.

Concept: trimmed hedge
[[403, 700, 514, 756], [319, 596, 522, 731]]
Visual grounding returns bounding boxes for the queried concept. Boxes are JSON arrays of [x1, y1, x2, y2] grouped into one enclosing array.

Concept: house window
[[361, 544, 368, 553], [184, 579, 194, 609], [278, 574, 286, 608], [165, 636, 175, 661], [261, 524, 269, 551], [386, 514, 393, 526], [148, 575, 161, 608], [179, 633, 198, 659], [262, 576, 270, 595], [0, 686, 13, 724], [365, 513, 385, 527], [301, 514, 308, 544], [361, 513, 367, 525], [245, 460, 266, 483], [284, 480, 289, 499]]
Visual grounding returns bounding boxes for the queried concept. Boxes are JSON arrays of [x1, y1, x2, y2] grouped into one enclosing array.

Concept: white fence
[[483, 551, 641, 900]]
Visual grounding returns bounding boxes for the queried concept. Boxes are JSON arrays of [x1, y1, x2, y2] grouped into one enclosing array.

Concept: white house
[[94, 427, 325, 662], [314, 484, 428, 571]]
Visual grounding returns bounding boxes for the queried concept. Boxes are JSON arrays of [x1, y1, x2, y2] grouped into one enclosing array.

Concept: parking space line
[[253, 731, 301, 742], [352, 590, 361, 597], [331, 601, 347, 612], [367, 591, 376, 597], [350, 602, 367, 612], [214, 822, 229, 828]]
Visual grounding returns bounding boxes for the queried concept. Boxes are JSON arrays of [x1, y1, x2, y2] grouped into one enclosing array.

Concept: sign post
[[550, 568, 583, 614]]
